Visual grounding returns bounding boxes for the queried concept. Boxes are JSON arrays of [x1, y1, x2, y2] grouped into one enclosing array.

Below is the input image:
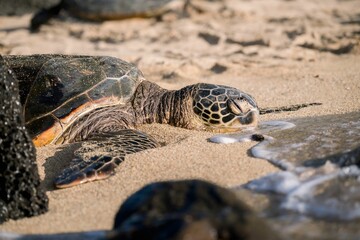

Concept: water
[[209, 112, 360, 239], [251, 113, 360, 169], [244, 164, 360, 220], [209, 120, 295, 145], [210, 112, 360, 169]]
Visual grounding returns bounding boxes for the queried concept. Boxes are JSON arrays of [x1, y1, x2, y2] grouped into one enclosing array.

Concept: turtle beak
[[225, 108, 259, 130], [227, 97, 259, 126], [236, 108, 259, 126], [213, 108, 259, 133]]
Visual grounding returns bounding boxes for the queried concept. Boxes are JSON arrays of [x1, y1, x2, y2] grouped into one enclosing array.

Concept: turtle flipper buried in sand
[[4, 54, 320, 188], [30, 0, 185, 31], [54, 130, 159, 188]]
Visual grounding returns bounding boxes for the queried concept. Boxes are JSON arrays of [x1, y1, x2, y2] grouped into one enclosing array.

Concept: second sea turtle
[[30, 0, 182, 31]]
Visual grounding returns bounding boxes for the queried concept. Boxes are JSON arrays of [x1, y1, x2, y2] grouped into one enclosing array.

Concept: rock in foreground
[[0, 56, 48, 223], [0, 179, 280, 239], [111, 179, 281, 240]]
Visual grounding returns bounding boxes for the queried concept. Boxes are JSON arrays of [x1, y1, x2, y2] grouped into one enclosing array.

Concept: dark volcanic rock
[[111, 179, 281, 240], [0, 56, 48, 223]]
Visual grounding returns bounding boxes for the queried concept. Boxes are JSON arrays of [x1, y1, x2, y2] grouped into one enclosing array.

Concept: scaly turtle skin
[[30, 0, 177, 31], [4, 54, 259, 188]]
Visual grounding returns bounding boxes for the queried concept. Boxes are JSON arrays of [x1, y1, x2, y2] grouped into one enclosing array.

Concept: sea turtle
[[30, 0, 186, 31], [4, 54, 317, 189], [4, 54, 260, 189]]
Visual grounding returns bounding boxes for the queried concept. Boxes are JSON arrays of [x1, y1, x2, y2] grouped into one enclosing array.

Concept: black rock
[[111, 179, 281, 240], [0, 56, 48, 223]]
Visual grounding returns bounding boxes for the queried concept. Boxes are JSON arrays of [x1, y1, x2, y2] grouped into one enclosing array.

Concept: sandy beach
[[0, 0, 359, 234]]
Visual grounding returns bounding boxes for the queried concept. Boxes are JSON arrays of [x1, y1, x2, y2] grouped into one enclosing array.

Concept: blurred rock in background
[[0, 0, 59, 16]]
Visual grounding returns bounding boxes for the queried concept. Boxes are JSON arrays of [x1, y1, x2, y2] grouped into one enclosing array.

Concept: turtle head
[[190, 83, 259, 132]]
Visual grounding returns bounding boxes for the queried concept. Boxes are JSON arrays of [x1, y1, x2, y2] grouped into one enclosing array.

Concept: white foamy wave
[[244, 171, 300, 194], [242, 165, 360, 221], [208, 120, 294, 144], [250, 138, 297, 170], [209, 133, 253, 144]]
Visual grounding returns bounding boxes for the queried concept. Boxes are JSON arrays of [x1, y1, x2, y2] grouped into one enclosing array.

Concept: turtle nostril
[[227, 98, 243, 115]]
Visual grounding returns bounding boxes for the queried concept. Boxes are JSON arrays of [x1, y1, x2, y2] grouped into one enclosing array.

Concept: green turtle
[[30, 0, 183, 31], [4, 54, 318, 189], [3, 54, 260, 189]]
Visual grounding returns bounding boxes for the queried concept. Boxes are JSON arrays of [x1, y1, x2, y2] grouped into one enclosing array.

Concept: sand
[[0, 0, 359, 234]]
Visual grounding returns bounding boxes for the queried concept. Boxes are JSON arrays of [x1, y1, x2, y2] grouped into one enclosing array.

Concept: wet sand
[[0, 0, 359, 234]]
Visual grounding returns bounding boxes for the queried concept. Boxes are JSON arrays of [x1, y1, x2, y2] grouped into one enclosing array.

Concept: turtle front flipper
[[55, 129, 159, 188]]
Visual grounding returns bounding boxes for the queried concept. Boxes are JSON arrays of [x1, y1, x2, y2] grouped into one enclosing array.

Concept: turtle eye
[[227, 98, 243, 115]]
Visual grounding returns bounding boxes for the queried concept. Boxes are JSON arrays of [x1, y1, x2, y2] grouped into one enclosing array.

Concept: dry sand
[[0, 0, 359, 234]]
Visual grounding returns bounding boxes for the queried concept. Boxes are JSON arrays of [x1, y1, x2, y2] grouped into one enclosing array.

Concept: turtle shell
[[63, 0, 174, 20], [22, 55, 144, 147]]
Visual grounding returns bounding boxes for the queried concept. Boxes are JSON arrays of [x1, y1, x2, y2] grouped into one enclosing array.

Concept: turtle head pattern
[[190, 83, 259, 132]]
